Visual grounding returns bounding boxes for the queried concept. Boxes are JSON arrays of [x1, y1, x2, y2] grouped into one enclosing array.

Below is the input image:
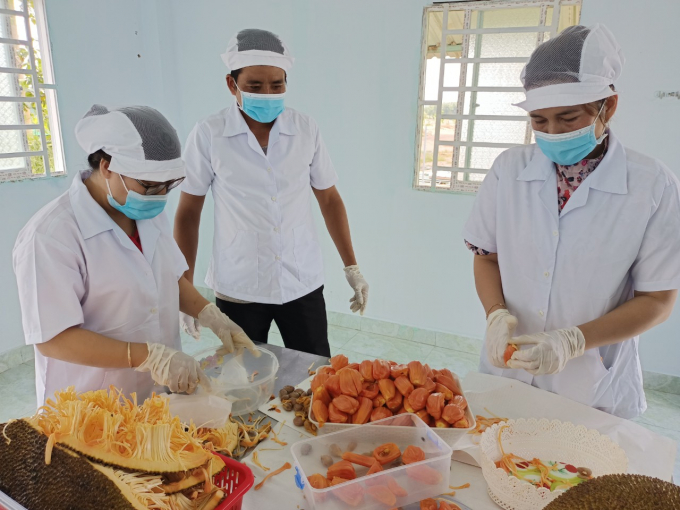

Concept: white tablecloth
[[242, 372, 678, 510], [454, 372, 676, 480]]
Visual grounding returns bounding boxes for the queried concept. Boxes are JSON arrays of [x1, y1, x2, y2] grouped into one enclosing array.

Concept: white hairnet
[[221, 28, 294, 72], [514, 24, 624, 111], [75, 105, 185, 181]]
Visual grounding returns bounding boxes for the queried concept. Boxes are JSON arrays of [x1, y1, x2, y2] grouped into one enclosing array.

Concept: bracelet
[[127, 342, 132, 368], [485, 303, 507, 318]]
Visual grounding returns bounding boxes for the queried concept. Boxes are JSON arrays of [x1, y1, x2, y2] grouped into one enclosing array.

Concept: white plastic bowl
[[194, 346, 279, 416], [479, 418, 628, 510]]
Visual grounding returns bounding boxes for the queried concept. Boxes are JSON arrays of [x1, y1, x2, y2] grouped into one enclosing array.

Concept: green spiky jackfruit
[[0, 420, 144, 510], [545, 473, 680, 509]]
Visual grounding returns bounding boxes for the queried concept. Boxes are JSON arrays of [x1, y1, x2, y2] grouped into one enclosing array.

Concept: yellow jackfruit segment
[[27, 386, 211, 473]]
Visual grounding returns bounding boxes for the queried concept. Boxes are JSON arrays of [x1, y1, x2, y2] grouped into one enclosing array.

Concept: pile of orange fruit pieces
[[309, 354, 470, 428]]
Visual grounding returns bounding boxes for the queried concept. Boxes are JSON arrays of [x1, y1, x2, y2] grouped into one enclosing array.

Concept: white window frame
[[414, 0, 581, 194], [0, 0, 65, 183]]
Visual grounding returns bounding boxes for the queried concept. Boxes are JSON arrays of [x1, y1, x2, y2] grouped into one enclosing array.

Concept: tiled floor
[[1, 324, 679, 482]]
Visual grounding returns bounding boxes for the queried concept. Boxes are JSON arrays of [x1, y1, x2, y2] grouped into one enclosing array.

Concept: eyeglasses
[[133, 177, 185, 196]]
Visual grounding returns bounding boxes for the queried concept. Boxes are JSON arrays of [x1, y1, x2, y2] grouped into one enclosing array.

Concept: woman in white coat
[[463, 25, 680, 419], [13, 105, 257, 407]]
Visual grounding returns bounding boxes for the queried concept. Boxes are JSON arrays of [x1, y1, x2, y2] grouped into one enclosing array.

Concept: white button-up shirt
[[182, 105, 338, 304], [13, 171, 188, 406], [464, 132, 680, 419]]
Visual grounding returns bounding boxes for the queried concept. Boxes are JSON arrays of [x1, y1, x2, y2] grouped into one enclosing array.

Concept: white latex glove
[[344, 265, 369, 315], [485, 309, 518, 368], [197, 303, 260, 357], [180, 312, 201, 340], [135, 342, 210, 394], [506, 326, 586, 375]]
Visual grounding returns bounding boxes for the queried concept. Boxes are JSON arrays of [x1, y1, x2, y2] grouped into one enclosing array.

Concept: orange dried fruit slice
[[373, 442, 401, 465], [327, 460, 356, 480], [402, 445, 426, 465], [330, 354, 349, 372], [366, 485, 396, 507]]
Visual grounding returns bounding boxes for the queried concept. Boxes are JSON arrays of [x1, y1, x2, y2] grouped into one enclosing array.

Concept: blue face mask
[[107, 174, 167, 220], [236, 84, 285, 124], [534, 104, 607, 166]]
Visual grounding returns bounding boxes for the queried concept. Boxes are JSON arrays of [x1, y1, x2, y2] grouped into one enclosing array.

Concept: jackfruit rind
[[544, 473, 680, 509], [27, 386, 212, 473], [93, 454, 225, 508], [0, 419, 139, 510]]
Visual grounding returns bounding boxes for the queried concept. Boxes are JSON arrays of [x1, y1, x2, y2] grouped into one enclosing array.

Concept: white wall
[[160, 0, 680, 376], [0, 0, 177, 354], [1, 0, 679, 377], [161, 0, 483, 343]]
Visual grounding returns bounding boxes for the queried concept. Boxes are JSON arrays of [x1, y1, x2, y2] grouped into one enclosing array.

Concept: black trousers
[[215, 285, 331, 357]]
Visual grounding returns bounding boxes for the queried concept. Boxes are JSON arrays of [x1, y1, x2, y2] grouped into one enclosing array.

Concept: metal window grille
[[0, 0, 65, 182], [414, 0, 581, 193]]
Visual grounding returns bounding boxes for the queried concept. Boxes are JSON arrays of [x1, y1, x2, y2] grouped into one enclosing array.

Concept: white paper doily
[[479, 418, 628, 510]]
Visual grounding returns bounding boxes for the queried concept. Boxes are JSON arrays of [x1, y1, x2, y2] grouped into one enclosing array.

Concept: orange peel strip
[[269, 421, 288, 446], [252, 451, 270, 472], [254, 462, 292, 491], [449, 483, 470, 490]]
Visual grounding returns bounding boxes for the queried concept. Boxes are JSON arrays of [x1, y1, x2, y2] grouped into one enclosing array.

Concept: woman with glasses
[[13, 105, 257, 407]]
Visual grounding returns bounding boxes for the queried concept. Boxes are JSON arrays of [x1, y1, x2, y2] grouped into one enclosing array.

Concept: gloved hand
[[485, 309, 518, 368], [506, 326, 586, 375], [344, 265, 369, 315], [197, 303, 260, 357], [180, 312, 201, 340], [135, 342, 210, 394]]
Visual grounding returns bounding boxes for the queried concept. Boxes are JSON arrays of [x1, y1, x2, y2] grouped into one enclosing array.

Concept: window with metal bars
[[415, 0, 581, 193], [0, 0, 65, 182]]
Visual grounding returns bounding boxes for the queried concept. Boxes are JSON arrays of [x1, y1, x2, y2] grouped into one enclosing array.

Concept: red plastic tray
[[212, 453, 254, 510]]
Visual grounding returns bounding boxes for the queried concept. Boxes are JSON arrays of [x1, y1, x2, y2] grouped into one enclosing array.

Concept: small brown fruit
[[329, 443, 343, 457]]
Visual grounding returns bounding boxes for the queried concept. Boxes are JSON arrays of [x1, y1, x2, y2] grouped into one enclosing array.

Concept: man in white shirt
[[174, 29, 368, 356]]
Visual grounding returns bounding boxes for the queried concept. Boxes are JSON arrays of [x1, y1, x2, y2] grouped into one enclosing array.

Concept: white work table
[[240, 345, 677, 510]]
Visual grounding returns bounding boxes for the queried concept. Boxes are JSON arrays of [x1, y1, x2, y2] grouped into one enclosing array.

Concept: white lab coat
[[13, 171, 188, 406], [463, 132, 680, 419], [181, 105, 338, 304]]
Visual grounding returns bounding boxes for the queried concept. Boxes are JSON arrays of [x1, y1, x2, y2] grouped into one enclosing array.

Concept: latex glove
[[506, 326, 586, 375], [179, 312, 201, 340], [136, 342, 210, 394], [344, 265, 369, 315], [197, 303, 260, 357], [485, 309, 518, 368]]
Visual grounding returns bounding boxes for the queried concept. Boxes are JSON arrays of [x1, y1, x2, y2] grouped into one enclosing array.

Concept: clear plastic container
[[193, 346, 279, 416], [291, 414, 453, 510], [309, 403, 476, 449]]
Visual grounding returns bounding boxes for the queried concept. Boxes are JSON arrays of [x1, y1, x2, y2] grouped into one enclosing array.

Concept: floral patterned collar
[[556, 137, 608, 211]]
